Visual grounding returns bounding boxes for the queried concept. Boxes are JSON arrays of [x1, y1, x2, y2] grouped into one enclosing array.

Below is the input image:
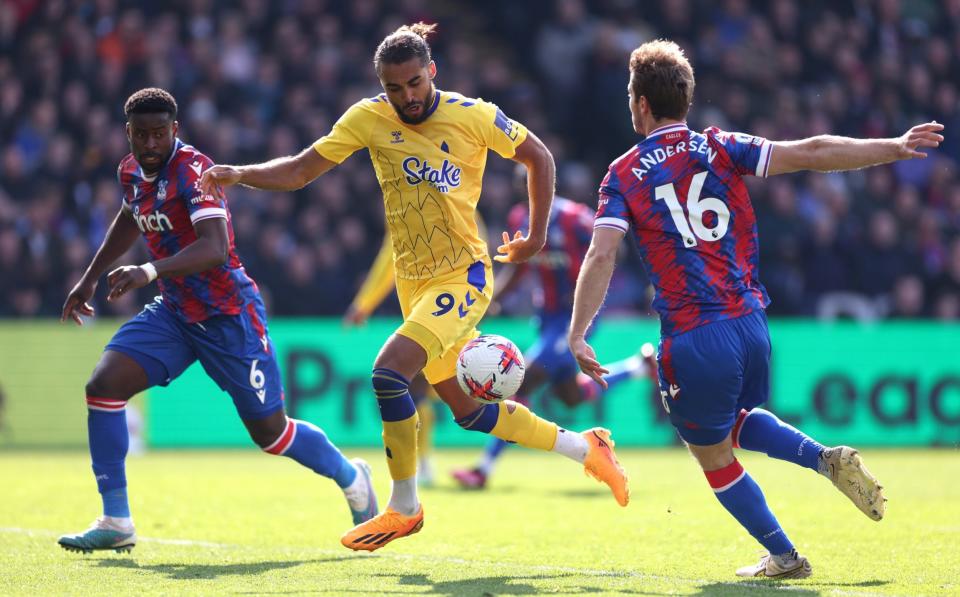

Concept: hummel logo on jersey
[[402, 156, 462, 193], [390, 131, 404, 144], [188, 161, 203, 176]]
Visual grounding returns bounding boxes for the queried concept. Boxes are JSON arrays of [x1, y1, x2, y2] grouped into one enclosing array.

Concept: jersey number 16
[[654, 171, 730, 247]]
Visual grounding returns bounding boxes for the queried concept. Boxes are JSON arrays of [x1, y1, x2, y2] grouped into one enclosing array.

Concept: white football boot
[[736, 551, 812, 579], [819, 446, 885, 521]]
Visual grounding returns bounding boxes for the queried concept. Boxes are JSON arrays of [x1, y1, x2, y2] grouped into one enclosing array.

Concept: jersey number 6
[[655, 171, 730, 247]]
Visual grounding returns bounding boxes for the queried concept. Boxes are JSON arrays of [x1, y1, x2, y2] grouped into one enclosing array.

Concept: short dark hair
[[124, 87, 177, 119], [629, 40, 695, 121], [374, 22, 437, 72]]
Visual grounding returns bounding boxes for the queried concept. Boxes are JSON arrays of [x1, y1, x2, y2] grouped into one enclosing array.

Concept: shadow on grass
[[694, 579, 887, 596], [693, 582, 821, 596], [813, 580, 890, 587], [554, 487, 612, 499], [358, 571, 658, 596], [93, 556, 363, 580]]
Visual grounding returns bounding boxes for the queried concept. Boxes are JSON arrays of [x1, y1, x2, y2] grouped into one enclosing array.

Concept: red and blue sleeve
[[178, 154, 227, 225], [594, 168, 630, 233], [710, 128, 772, 178]]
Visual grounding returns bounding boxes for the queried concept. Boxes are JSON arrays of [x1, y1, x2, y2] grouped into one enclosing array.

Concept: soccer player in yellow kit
[[343, 231, 441, 486], [201, 23, 627, 551]]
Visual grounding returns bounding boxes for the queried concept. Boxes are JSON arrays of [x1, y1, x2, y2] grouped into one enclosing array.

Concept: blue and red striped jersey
[[118, 139, 259, 323], [508, 197, 594, 316], [595, 123, 772, 336]]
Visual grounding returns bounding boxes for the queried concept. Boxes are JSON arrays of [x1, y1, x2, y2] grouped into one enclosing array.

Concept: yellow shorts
[[395, 259, 493, 384]]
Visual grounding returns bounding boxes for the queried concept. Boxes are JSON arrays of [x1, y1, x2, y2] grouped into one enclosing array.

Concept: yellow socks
[[490, 400, 558, 451]]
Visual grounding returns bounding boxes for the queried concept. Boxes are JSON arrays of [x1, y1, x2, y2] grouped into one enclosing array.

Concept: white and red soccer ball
[[456, 334, 525, 404]]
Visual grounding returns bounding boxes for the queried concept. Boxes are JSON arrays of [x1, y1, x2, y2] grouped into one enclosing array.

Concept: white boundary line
[[1, 527, 899, 596]]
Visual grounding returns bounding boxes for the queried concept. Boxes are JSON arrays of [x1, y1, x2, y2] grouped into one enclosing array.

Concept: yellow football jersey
[[313, 90, 528, 280], [348, 216, 491, 317]]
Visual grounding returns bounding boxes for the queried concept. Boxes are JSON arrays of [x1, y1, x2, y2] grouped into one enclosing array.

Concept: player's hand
[[61, 277, 97, 326], [343, 305, 369, 327], [897, 122, 944, 159], [569, 335, 609, 389], [494, 230, 545, 264], [106, 265, 152, 302], [199, 165, 242, 200]]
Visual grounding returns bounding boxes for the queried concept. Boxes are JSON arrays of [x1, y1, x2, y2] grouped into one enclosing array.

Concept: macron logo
[[188, 161, 204, 177], [135, 211, 173, 233]]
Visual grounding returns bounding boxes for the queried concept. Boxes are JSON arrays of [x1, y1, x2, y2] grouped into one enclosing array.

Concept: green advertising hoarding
[[146, 319, 960, 448]]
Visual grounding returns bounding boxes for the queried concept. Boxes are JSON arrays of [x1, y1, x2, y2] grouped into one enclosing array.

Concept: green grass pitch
[[2, 448, 958, 595]]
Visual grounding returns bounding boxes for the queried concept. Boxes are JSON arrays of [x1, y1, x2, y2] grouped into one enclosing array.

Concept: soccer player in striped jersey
[[571, 40, 941, 578], [453, 168, 657, 489], [58, 88, 377, 554], [201, 23, 629, 552]]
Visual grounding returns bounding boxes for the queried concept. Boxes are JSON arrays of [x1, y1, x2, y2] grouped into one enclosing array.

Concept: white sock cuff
[[551, 428, 589, 463]]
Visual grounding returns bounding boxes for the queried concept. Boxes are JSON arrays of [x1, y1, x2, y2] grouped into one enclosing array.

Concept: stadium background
[[0, 0, 958, 451]]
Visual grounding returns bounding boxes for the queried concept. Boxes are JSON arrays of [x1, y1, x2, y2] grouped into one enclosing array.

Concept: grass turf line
[[1, 448, 957, 596]]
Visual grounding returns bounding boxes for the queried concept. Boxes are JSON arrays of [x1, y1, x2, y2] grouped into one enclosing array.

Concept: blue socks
[[86, 396, 131, 518], [372, 367, 417, 422], [735, 408, 824, 471], [455, 403, 499, 433], [705, 459, 793, 555], [263, 417, 356, 488]]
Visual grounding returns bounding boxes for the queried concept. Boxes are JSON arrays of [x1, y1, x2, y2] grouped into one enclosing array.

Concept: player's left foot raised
[[819, 446, 886, 521], [340, 506, 424, 552], [582, 427, 629, 507], [58, 517, 137, 554]]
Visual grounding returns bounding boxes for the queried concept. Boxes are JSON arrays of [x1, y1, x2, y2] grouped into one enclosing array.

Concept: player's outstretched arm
[[105, 218, 229, 302], [497, 132, 555, 263], [61, 209, 141, 325], [199, 146, 337, 198], [767, 121, 944, 176], [568, 227, 624, 388]]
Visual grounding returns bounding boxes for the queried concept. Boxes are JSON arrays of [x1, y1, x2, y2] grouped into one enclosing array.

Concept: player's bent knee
[[686, 440, 736, 471], [247, 411, 291, 451], [85, 351, 149, 400], [371, 367, 410, 398], [84, 376, 134, 402]]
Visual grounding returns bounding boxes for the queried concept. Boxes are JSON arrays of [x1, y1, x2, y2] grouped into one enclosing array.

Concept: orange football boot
[[340, 505, 424, 551], [582, 427, 630, 506]]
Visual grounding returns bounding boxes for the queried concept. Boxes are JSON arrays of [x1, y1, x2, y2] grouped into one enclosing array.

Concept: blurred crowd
[[1, 0, 959, 321]]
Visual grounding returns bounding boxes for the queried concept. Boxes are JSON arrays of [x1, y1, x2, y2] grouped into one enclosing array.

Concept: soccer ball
[[456, 334, 525, 404]]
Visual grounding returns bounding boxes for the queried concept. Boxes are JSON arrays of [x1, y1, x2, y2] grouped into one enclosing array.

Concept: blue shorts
[[106, 296, 284, 420], [524, 314, 585, 383], [657, 310, 770, 445]]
